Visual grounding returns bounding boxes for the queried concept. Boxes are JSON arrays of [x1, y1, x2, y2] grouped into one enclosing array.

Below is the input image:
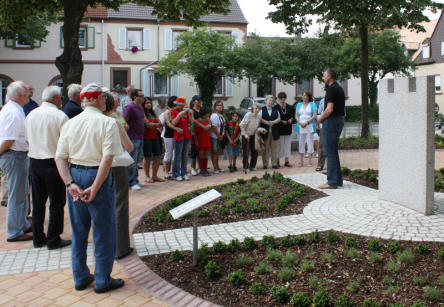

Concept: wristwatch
[[66, 180, 75, 188]]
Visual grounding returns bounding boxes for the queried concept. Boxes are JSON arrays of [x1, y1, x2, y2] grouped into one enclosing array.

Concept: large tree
[[335, 30, 415, 107], [157, 28, 240, 107], [268, 0, 442, 138], [0, 0, 231, 96]]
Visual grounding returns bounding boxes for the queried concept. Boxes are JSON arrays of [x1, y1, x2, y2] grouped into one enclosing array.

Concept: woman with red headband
[[170, 97, 194, 181]]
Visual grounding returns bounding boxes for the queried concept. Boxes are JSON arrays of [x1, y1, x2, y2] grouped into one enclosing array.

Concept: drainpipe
[[101, 19, 105, 84], [139, 61, 158, 94], [138, 19, 161, 93]]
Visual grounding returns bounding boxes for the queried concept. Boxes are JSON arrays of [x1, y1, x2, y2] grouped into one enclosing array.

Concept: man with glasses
[[124, 89, 146, 190], [26, 85, 71, 249]]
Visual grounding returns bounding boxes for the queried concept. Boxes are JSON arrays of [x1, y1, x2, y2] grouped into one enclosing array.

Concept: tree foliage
[[268, 0, 443, 138], [157, 28, 240, 107]]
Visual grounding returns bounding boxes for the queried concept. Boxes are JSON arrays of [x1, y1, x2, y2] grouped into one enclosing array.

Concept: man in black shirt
[[316, 69, 345, 189]]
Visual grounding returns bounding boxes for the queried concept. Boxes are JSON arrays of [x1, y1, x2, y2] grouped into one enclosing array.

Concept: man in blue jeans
[[55, 83, 124, 293], [317, 69, 345, 189]]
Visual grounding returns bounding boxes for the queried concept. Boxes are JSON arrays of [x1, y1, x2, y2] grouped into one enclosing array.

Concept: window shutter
[[87, 27, 95, 49], [60, 26, 64, 48], [225, 75, 234, 97], [164, 29, 172, 50], [143, 28, 151, 50], [171, 74, 179, 96], [118, 28, 127, 49], [232, 31, 240, 46], [143, 69, 152, 97]]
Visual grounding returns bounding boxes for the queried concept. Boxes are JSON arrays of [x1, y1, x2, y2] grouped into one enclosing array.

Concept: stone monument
[[378, 76, 435, 215]]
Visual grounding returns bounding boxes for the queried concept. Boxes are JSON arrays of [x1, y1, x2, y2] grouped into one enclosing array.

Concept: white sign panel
[[169, 189, 221, 219]]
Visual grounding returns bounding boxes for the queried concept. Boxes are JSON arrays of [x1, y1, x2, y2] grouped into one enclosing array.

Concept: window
[[0, 78, 11, 107], [15, 33, 32, 48], [154, 72, 168, 96], [172, 31, 183, 50], [111, 68, 130, 90], [215, 77, 223, 96], [435, 75, 441, 94], [296, 79, 311, 97], [127, 29, 142, 50], [423, 44, 430, 58], [441, 42, 444, 57], [78, 27, 87, 49]]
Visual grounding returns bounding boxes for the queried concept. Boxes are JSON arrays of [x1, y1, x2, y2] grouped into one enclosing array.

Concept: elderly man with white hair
[[63, 83, 83, 119], [0, 81, 32, 242], [55, 83, 124, 293], [26, 85, 70, 249]]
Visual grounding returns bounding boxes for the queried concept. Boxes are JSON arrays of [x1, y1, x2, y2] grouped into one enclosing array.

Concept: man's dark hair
[[142, 97, 156, 117], [199, 106, 211, 118], [102, 92, 115, 113], [326, 69, 338, 81], [168, 96, 177, 108], [130, 89, 142, 100]]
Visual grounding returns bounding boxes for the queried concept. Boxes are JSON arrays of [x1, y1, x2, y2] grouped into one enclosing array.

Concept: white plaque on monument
[[169, 189, 221, 219]]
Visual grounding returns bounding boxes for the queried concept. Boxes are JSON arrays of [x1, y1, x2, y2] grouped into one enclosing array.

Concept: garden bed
[[134, 172, 326, 233], [142, 231, 444, 306]]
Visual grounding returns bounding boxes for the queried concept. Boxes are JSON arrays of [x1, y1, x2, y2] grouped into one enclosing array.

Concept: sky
[[237, 0, 443, 38]]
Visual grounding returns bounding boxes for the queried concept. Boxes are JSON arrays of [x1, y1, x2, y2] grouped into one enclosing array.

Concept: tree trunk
[[197, 71, 217, 108], [359, 25, 370, 139], [55, 0, 89, 103], [369, 80, 378, 108]]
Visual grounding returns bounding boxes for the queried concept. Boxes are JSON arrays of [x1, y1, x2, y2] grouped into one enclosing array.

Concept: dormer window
[[423, 44, 430, 59]]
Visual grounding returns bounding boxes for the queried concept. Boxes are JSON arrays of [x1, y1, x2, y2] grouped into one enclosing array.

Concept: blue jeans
[[172, 139, 190, 177], [68, 167, 116, 290], [322, 116, 344, 187], [127, 139, 143, 186], [0, 151, 31, 239]]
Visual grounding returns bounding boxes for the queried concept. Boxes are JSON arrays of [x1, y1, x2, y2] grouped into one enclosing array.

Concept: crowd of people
[[0, 68, 345, 293]]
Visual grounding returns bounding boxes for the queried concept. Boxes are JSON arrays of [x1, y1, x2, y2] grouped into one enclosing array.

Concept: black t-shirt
[[277, 103, 295, 136], [325, 82, 345, 117], [193, 108, 200, 119]]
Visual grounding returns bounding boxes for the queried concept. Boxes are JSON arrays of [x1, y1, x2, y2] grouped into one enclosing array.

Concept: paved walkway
[[0, 149, 443, 306]]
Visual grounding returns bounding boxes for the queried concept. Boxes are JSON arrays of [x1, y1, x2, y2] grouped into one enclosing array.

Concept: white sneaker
[[315, 153, 319, 158], [138, 181, 147, 187], [130, 184, 141, 191], [305, 153, 309, 158], [191, 168, 198, 176], [183, 174, 190, 181], [214, 170, 220, 174], [175, 176, 183, 181]]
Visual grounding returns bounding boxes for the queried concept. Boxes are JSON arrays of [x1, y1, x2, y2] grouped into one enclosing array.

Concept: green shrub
[[290, 292, 311, 307], [267, 249, 283, 261], [221, 191, 235, 200], [154, 209, 166, 223], [334, 294, 352, 307], [310, 230, 321, 243], [236, 178, 246, 184], [386, 241, 401, 253], [262, 172, 271, 180], [239, 192, 249, 199], [248, 201, 267, 213], [361, 298, 379, 307], [227, 269, 246, 287], [322, 252, 334, 263], [312, 288, 333, 307], [344, 236, 359, 248], [367, 239, 380, 251], [387, 303, 404, 307], [218, 207, 229, 215], [346, 279, 360, 293], [282, 250, 299, 267], [423, 286, 440, 300], [413, 275, 428, 286], [226, 198, 236, 208], [308, 275, 325, 291], [246, 198, 259, 207], [294, 235, 307, 246], [344, 248, 360, 259], [411, 301, 427, 307], [198, 243, 211, 265], [262, 235, 276, 249], [204, 261, 221, 278], [171, 249, 184, 261], [270, 285, 290, 304], [254, 261, 272, 275], [369, 252, 382, 264], [250, 281, 268, 295], [382, 276, 394, 287], [414, 243, 430, 255], [341, 166, 352, 175], [236, 256, 253, 268], [300, 259, 315, 272], [345, 105, 379, 122], [228, 239, 241, 253], [386, 259, 400, 272], [263, 191, 273, 198], [440, 273, 444, 287], [234, 204, 245, 213], [278, 267, 295, 282], [243, 237, 257, 251], [438, 246, 444, 259], [397, 249, 414, 265], [326, 230, 340, 242], [212, 241, 227, 254], [280, 235, 293, 247]]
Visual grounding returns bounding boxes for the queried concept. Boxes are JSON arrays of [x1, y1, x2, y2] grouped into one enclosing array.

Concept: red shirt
[[144, 116, 160, 140], [171, 108, 191, 141], [193, 119, 211, 148]]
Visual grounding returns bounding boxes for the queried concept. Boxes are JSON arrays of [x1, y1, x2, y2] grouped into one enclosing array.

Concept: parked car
[[237, 97, 265, 118]]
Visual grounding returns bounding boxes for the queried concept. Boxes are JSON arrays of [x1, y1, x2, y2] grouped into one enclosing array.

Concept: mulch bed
[[141, 231, 444, 306], [134, 173, 327, 233], [342, 174, 378, 190]]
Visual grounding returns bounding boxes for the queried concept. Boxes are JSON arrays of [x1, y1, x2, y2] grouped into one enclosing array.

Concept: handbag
[[112, 150, 134, 167]]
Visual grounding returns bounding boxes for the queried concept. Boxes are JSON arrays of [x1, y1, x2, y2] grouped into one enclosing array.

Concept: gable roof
[[85, 0, 247, 24], [397, 18, 438, 52]]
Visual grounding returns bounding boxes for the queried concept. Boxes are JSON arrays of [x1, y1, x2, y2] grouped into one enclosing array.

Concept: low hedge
[[345, 105, 379, 122], [339, 135, 378, 149]]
